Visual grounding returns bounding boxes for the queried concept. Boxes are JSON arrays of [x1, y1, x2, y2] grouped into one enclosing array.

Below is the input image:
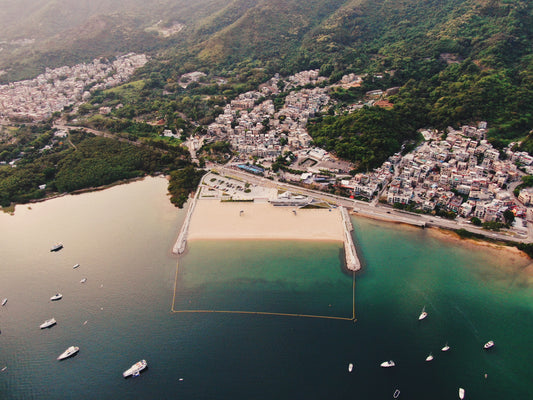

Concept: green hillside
[[161, 0, 533, 141], [2, 0, 533, 148]]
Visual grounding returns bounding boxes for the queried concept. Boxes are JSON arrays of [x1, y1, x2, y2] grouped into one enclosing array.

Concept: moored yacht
[[348, 363, 353, 372], [80, 278, 87, 283], [459, 387, 465, 399], [380, 360, 395, 368], [123, 360, 147, 378], [73, 264, 80, 269], [1, 298, 7, 306], [57, 346, 79, 360], [441, 342, 450, 352], [50, 293, 62, 301], [483, 340, 495, 349], [50, 244, 63, 252], [40, 318, 57, 329], [418, 306, 428, 320], [425, 353, 434, 362]]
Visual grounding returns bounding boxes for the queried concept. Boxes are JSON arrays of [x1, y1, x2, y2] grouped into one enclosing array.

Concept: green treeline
[[168, 166, 205, 207], [0, 134, 190, 207], [307, 107, 416, 171]]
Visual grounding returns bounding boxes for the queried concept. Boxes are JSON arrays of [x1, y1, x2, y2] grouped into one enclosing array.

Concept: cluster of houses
[[342, 124, 530, 224], [0, 53, 147, 121], [206, 70, 330, 159]]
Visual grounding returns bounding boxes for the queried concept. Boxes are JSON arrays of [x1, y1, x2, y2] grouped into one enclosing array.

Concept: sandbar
[[187, 200, 344, 242]]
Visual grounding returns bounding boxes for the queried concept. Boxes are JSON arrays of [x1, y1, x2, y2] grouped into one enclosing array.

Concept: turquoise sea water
[[0, 178, 531, 399]]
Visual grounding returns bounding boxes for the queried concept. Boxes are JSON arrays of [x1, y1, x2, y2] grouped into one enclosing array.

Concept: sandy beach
[[187, 200, 344, 241]]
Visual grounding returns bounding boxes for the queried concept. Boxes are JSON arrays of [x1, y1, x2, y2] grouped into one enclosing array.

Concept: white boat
[[348, 363, 353, 372], [80, 278, 87, 283], [1, 298, 7, 306], [441, 342, 450, 352], [50, 243, 63, 252], [123, 359, 147, 378], [40, 318, 57, 329], [418, 306, 428, 320], [483, 340, 494, 349], [393, 389, 401, 398], [50, 293, 62, 301], [57, 346, 79, 360], [73, 264, 80, 269], [380, 360, 395, 368], [1, 366, 6, 372], [459, 387, 465, 399], [425, 352, 434, 362]]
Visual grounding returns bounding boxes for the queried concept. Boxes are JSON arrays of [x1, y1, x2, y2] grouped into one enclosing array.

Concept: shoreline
[[353, 211, 533, 276], [2, 175, 159, 215], [350, 209, 532, 260]]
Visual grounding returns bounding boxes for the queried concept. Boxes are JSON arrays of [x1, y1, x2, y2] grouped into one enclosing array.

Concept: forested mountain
[[155, 0, 532, 141]]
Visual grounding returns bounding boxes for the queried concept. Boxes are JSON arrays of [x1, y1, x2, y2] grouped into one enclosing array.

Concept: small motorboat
[[57, 346, 79, 360], [425, 352, 434, 362], [380, 360, 395, 368], [1, 366, 6, 372], [393, 389, 400, 398], [73, 264, 80, 269], [483, 340, 495, 350], [418, 306, 428, 320], [50, 243, 63, 252], [123, 359, 147, 378], [40, 318, 57, 329], [80, 278, 87, 283], [459, 387, 465, 399], [348, 363, 353, 372], [1, 298, 7, 306], [50, 293, 63, 301], [441, 342, 450, 352], [39, 318, 57, 329]]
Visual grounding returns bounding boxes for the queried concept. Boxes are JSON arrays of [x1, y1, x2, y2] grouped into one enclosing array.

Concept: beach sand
[[187, 200, 344, 241]]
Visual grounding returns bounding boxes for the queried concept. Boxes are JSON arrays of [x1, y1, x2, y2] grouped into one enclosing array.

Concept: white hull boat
[[73, 264, 80, 269], [441, 343, 450, 352], [348, 363, 353, 372], [459, 387, 465, 399], [57, 346, 79, 360], [80, 278, 87, 283], [425, 353, 434, 362], [380, 360, 395, 368], [418, 306, 428, 320], [40, 318, 57, 329], [483, 340, 494, 349], [123, 359, 147, 378], [393, 389, 400, 398], [50, 293, 62, 301], [1, 298, 7, 306], [50, 244, 63, 252]]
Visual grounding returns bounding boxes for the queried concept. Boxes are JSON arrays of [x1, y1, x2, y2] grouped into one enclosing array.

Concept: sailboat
[[441, 342, 450, 352], [418, 306, 428, 320], [348, 363, 353, 372], [425, 352, 434, 362], [459, 387, 465, 399]]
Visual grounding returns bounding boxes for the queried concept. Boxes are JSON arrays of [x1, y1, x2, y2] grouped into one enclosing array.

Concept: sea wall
[[172, 186, 201, 254], [341, 206, 360, 271]]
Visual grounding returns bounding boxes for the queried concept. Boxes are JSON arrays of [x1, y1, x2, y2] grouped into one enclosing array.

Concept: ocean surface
[[0, 177, 532, 400]]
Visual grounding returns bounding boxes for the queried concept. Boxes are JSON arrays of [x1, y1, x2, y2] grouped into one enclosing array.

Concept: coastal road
[[214, 165, 532, 244]]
